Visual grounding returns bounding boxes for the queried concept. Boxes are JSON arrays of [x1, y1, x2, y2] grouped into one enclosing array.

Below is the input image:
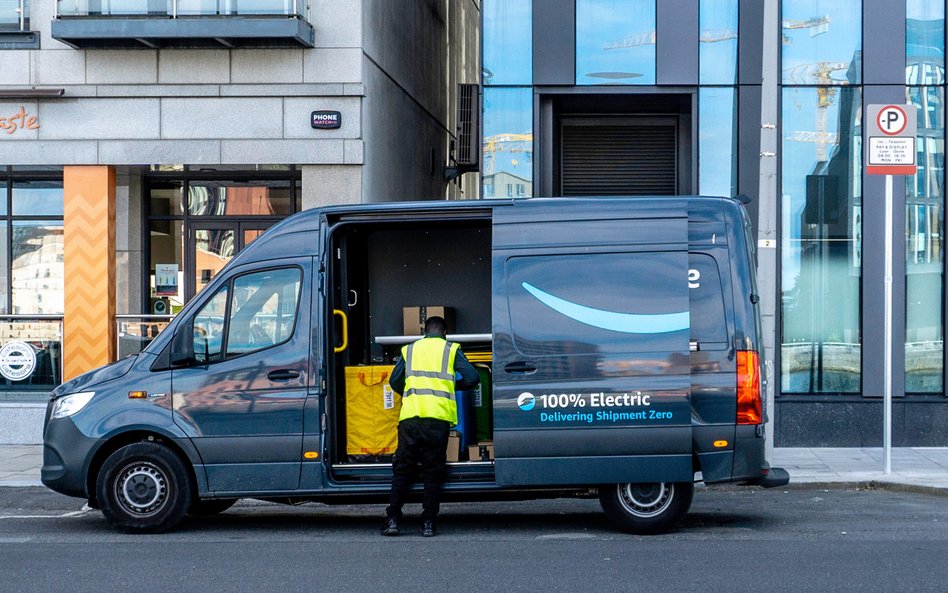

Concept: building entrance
[[187, 221, 273, 299], [540, 93, 694, 197]]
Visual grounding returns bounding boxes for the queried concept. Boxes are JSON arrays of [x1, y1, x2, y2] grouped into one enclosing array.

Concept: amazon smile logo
[[521, 282, 689, 334]]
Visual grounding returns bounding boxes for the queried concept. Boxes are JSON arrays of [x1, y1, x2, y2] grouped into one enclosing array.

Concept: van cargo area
[[327, 215, 496, 482]]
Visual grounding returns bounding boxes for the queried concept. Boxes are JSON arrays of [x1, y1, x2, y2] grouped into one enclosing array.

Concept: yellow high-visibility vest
[[399, 337, 460, 425]]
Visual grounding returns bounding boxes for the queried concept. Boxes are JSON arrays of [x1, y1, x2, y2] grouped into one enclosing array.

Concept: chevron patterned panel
[[63, 166, 116, 381]]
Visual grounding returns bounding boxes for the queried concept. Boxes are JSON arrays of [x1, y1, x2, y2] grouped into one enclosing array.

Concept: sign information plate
[[866, 104, 917, 176]]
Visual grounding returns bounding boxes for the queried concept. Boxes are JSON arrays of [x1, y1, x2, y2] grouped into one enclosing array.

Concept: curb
[[777, 480, 948, 497]]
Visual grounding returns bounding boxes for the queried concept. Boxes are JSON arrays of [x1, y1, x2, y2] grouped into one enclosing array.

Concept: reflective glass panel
[[226, 268, 301, 357], [0, 224, 6, 313], [194, 229, 235, 293], [698, 87, 737, 196], [11, 221, 64, 315], [576, 0, 656, 85], [188, 181, 292, 216], [906, 0, 945, 85], [149, 182, 184, 217], [0, 320, 62, 389], [905, 86, 945, 393], [482, 87, 533, 198], [483, 0, 532, 85], [149, 219, 185, 310], [0, 0, 22, 29], [781, 86, 863, 393], [781, 0, 861, 85], [699, 0, 738, 84], [12, 180, 64, 216], [193, 286, 228, 364]]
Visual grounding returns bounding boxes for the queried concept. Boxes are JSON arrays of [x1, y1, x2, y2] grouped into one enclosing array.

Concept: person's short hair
[[424, 316, 447, 337]]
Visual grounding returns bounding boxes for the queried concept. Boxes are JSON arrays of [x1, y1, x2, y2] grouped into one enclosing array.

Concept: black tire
[[189, 498, 238, 517], [599, 481, 694, 535], [95, 442, 193, 533]]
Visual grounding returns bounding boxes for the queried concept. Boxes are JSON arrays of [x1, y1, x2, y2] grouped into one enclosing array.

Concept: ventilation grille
[[456, 83, 480, 167], [560, 124, 677, 196]]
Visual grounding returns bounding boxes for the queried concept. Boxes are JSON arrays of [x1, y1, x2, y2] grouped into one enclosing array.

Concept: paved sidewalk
[[2, 445, 946, 491]]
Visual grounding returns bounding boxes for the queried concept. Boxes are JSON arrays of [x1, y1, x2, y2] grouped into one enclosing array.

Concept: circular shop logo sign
[[0, 341, 37, 381], [517, 392, 536, 411]]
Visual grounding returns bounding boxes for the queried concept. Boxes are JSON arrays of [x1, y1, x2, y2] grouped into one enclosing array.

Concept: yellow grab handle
[[333, 309, 348, 353]]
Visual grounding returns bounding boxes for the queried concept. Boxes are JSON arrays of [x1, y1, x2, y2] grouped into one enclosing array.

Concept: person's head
[[424, 316, 447, 338]]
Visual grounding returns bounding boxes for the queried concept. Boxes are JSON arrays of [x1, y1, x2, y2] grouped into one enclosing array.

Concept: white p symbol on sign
[[878, 106, 907, 136]]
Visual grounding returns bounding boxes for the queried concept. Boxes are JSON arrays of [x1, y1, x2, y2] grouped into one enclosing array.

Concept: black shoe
[[381, 517, 400, 536], [422, 520, 436, 537]]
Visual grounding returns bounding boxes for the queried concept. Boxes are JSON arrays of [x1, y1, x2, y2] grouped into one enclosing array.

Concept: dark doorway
[[540, 93, 694, 197]]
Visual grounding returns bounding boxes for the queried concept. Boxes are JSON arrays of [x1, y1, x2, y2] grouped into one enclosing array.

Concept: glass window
[[782, 1, 861, 85], [483, 0, 532, 85], [193, 286, 228, 364], [698, 87, 737, 196], [12, 180, 64, 216], [689, 254, 728, 345], [699, 0, 738, 84], [0, 0, 27, 30], [576, 0, 656, 85], [194, 229, 235, 293], [11, 221, 64, 315], [505, 252, 690, 356], [188, 181, 292, 216], [482, 87, 533, 198], [906, 0, 945, 85], [226, 268, 301, 357], [149, 219, 184, 311], [905, 86, 945, 393], [781, 86, 863, 393], [0, 224, 6, 314], [149, 182, 184, 217]]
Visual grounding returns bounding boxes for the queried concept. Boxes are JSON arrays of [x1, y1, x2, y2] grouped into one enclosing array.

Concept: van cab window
[[225, 268, 302, 357], [193, 286, 228, 363]]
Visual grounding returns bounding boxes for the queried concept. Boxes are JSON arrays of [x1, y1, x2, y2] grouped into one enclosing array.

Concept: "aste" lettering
[[0, 106, 41, 135]]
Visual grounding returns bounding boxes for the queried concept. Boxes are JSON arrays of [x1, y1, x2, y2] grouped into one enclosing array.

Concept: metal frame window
[[143, 165, 301, 314]]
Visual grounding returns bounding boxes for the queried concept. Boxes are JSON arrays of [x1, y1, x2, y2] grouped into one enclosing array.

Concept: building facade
[[480, 0, 948, 447], [0, 0, 478, 442]]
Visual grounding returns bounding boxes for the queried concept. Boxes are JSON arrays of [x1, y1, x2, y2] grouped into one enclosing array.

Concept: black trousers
[[386, 417, 450, 522]]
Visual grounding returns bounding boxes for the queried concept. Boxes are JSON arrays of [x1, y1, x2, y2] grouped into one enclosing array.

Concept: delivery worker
[[382, 316, 480, 537]]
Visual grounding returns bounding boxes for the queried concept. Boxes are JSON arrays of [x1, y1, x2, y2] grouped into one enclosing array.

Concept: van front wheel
[[599, 481, 694, 535], [96, 442, 193, 533]]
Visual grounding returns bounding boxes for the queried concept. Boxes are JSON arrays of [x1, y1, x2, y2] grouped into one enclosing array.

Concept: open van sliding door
[[491, 199, 693, 487]]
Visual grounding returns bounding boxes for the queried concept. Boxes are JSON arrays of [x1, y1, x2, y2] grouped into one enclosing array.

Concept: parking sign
[[866, 104, 917, 176]]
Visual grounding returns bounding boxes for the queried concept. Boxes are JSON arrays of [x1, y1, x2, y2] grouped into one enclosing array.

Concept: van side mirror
[[170, 320, 196, 366]]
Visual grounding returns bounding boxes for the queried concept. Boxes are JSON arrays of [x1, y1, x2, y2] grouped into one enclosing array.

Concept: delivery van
[[41, 196, 788, 534]]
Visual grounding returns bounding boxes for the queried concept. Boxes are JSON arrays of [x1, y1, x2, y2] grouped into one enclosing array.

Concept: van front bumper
[[41, 413, 98, 499]]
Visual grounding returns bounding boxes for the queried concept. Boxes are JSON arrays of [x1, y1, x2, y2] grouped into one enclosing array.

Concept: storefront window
[[11, 221, 64, 315], [906, 0, 945, 85], [905, 86, 945, 393], [188, 181, 293, 216], [699, 0, 738, 85], [782, 0, 861, 86], [576, 0, 656, 85], [781, 86, 863, 393], [483, 0, 532, 85], [698, 87, 737, 196], [149, 219, 185, 313], [12, 180, 65, 216], [482, 87, 534, 198]]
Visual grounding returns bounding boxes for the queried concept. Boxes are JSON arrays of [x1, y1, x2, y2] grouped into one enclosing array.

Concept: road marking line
[[0, 505, 92, 520]]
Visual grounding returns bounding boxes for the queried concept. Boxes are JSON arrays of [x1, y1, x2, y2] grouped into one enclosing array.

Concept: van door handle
[[268, 369, 301, 382], [504, 361, 538, 374]]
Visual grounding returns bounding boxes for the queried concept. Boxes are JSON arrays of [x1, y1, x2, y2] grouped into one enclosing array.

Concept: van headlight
[[51, 392, 95, 419]]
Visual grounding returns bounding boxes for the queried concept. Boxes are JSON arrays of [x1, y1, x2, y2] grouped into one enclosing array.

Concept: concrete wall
[[361, 0, 480, 202]]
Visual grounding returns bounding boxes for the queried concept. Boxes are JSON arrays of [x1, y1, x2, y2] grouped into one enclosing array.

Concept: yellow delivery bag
[[345, 365, 399, 461]]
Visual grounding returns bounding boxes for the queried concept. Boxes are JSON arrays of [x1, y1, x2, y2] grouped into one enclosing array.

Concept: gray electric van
[[42, 196, 788, 534]]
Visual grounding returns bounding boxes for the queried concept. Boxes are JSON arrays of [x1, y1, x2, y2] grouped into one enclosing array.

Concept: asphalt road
[[0, 485, 946, 593]]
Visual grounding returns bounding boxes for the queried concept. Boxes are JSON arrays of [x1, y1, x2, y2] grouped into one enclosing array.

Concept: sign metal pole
[[884, 173, 893, 475]]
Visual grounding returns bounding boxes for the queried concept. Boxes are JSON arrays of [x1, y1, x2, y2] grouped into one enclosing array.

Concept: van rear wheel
[[96, 442, 192, 533], [599, 481, 693, 535]]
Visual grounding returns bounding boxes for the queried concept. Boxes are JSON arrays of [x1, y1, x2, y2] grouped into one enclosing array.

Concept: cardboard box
[[446, 431, 461, 462], [403, 306, 455, 336], [467, 441, 494, 461]]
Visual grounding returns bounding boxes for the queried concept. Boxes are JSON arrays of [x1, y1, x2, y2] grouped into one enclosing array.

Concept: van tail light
[[736, 350, 762, 425]]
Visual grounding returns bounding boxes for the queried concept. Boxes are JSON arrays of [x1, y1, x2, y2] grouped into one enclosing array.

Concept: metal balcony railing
[[0, 0, 28, 31], [56, 0, 309, 20], [116, 314, 175, 360]]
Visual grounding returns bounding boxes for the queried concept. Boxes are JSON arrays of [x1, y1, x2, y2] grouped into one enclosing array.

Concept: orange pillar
[[63, 166, 116, 381]]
